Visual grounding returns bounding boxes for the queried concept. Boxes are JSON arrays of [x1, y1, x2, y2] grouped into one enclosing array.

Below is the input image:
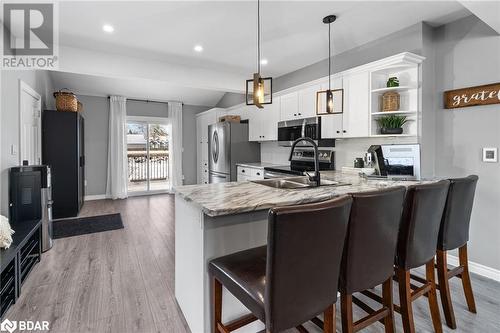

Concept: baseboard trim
[[84, 194, 107, 201], [447, 254, 500, 282]]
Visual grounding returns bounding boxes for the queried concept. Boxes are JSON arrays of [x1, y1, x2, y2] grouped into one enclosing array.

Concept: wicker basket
[[382, 91, 400, 112], [53, 89, 78, 112], [219, 115, 241, 123]]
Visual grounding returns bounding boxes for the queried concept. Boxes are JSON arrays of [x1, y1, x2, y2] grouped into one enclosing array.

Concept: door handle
[[212, 131, 219, 163]]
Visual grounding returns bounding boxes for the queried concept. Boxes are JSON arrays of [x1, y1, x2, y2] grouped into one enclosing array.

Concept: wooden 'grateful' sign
[[444, 82, 500, 109]]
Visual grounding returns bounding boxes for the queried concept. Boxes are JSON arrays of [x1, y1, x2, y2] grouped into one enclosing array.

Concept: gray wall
[[77, 96, 109, 196], [274, 23, 423, 92], [79, 96, 208, 196], [216, 92, 246, 108], [1, 70, 54, 215], [433, 15, 500, 270]]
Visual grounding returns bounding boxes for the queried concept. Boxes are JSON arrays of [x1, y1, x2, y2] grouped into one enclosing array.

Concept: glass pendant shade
[[246, 74, 272, 108]]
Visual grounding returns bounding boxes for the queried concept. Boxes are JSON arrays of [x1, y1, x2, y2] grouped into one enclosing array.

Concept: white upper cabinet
[[279, 92, 299, 121], [249, 98, 280, 141], [342, 72, 370, 138], [298, 84, 321, 119]]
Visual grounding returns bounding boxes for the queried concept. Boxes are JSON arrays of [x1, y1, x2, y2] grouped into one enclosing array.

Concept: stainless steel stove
[[263, 147, 335, 179]]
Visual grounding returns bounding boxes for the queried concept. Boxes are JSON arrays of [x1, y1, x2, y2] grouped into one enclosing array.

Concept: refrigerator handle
[[212, 131, 219, 163]]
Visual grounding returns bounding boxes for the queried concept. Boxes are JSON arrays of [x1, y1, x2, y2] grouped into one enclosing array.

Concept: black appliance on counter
[[42, 110, 85, 218], [277, 116, 335, 147], [264, 146, 335, 179]]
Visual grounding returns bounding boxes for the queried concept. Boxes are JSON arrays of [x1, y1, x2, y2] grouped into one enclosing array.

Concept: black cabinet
[[42, 110, 85, 218]]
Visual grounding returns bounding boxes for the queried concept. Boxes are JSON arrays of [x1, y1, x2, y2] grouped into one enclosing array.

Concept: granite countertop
[[235, 162, 284, 169], [175, 171, 437, 217]]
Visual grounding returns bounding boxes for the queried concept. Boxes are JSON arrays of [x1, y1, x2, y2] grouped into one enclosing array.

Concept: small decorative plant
[[387, 77, 400, 87], [376, 115, 408, 135]]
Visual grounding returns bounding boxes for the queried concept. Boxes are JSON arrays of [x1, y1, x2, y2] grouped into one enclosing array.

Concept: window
[[126, 117, 171, 194]]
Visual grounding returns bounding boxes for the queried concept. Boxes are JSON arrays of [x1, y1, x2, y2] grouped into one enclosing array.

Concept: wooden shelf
[[371, 111, 417, 116], [371, 86, 415, 93]]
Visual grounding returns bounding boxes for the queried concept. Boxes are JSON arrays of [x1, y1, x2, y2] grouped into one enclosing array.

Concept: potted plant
[[376, 115, 408, 135]]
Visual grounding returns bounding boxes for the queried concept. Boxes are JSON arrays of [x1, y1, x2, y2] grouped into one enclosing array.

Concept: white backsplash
[[260, 136, 418, 168]]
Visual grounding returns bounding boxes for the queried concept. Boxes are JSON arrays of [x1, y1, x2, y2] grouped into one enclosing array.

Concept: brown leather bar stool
[[394, 180, 450, 333], [338, 187, 406, 333], [436, 175, 479, 329], [209, 196, 352, 333]]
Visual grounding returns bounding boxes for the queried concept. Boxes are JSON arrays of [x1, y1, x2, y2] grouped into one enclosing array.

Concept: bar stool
[[395, 180, 450, 333], [338, 187, 406, 333], [209, 196, 352, 333], [436, 175, 479, 329]]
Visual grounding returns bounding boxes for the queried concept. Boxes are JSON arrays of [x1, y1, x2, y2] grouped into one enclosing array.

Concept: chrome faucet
[[288, 137, 321, 187]]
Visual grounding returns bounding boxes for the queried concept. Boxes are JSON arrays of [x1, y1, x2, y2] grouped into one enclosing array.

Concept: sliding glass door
[[126, 117, 171, 194]]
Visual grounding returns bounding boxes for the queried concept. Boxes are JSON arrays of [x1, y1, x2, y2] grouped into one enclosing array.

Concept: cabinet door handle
[[336, 131, 340, 134], [294, 113, 297, 116], [343, 130, 347, 133], [256, 172, 261, 176], [298, 113, 302, 116], [242, 170, 245, 173]]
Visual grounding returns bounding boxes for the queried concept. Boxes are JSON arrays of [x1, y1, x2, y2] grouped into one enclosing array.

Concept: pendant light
[[324, 15, 336, 113], [246, 0, 272, 108]]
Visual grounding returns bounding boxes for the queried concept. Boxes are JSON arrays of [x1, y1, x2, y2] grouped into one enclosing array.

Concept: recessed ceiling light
[[102, 24, 114, 33], [260, 59, 268, 65], [194, 45, 203, 52]]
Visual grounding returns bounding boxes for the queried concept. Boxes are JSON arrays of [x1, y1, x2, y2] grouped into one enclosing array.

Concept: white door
[[19, 81, 42, 165]]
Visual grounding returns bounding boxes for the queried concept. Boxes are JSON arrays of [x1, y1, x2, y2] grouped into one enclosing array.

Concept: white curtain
[[106, 96, 128, 199], [168, 101, 183, 188]]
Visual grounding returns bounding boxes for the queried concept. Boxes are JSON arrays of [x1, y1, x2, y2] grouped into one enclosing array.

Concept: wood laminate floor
[[5, 194, 500, 332]]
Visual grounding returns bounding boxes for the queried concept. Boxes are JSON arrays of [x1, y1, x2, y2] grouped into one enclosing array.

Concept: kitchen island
[[174, 172, 434, 333]]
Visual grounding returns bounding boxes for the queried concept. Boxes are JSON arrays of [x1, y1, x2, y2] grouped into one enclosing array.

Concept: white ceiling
[[58, 1, 470, 77], [49, 71, 226, 106], [50, 1, 472, 105]]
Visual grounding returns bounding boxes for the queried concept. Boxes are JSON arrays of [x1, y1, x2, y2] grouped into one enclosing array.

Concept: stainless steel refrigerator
[[208, 122, 260, 183]]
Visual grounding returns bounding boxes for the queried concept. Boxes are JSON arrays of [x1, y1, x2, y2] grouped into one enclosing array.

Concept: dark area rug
[[53, 213, 124, 239]]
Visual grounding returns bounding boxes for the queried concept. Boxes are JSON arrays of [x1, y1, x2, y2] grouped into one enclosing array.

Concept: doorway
[[126, 116, 171, 194], [19, 80, 42, 165]]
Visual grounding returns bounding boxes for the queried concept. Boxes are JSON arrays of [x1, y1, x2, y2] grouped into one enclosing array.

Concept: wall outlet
[[482, 147, 498, 163]]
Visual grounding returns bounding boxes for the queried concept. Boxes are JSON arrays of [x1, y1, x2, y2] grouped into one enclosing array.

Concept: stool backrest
[[265, 195, 352, 332], [396, 180, 450, 270], [340, 186, 406, 294], [438, 175, 479, 251]]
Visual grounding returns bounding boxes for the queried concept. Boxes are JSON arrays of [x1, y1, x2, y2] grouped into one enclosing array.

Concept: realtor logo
[[0, 319, 17, 333], [1, 2, 58, 69]]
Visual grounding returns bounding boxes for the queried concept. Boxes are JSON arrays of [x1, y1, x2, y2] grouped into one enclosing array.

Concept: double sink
[[252, 176, 350, 189]]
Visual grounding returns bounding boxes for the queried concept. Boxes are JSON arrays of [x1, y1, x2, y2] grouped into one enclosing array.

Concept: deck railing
[[128, 150, 169, 182]]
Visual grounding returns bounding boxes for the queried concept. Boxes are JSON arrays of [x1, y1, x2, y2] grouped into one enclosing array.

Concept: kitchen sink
[[252, 177, 350, 189]]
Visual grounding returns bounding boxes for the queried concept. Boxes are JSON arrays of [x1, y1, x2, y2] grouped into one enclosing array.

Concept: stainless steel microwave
[[277, 117, 324, 146]]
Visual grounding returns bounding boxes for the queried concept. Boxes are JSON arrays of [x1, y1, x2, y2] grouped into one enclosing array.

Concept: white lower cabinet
[[237, 166, 264, 181]]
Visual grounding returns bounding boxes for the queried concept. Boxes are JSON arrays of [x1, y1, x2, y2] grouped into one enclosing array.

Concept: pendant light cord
[[257, 0, 261, 74], [328, 20, 331, 91]]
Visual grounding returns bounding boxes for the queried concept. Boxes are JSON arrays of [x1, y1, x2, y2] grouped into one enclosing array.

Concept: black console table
[[0, 220, 42, 319]]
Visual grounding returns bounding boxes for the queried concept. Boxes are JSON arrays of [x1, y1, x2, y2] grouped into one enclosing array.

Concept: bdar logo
[[0, 319, 17, 333]]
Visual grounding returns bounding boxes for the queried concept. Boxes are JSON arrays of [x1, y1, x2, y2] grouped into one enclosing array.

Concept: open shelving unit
[[369, 61, 421, 137]]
